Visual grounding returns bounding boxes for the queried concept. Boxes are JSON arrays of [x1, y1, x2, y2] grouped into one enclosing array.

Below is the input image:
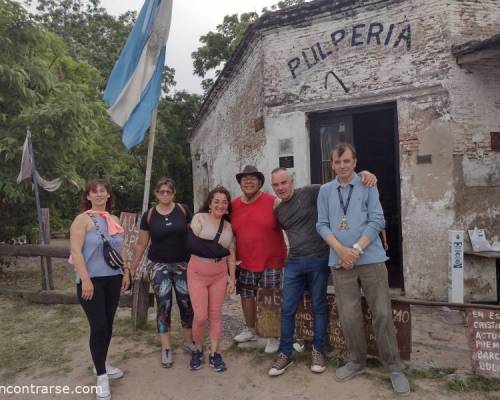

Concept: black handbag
[[89, 214, 124, 270], [186, 217, 230, 260]]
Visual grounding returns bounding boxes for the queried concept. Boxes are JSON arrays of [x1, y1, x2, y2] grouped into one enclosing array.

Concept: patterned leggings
[[148, 261, 193, 334]]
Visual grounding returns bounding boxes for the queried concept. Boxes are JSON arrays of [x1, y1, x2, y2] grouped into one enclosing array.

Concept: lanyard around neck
[[337, 184, 354, 216]]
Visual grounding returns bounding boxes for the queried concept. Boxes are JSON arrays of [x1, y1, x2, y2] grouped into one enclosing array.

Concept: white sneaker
[[92, 362, 123, 380], [96, 374, 111, 400], [264, 338, 280, 353], [234, 327, 256, 343], [293, 341, 305, 353]]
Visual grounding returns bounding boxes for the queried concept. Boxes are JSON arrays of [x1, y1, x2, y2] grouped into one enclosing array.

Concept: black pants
[[77, 275, 122, 375]]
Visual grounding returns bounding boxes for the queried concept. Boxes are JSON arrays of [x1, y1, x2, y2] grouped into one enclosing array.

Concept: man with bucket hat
[[231, 165, 286, 352]]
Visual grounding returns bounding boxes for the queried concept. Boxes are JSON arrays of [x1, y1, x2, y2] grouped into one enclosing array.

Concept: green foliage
[[27, 0, 135, 80], [191, 12, 258, 79], [0, 0, 199, 240], [192, 0, 309, 92]]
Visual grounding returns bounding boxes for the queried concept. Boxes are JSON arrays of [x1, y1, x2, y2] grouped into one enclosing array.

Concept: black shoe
[[190, 350, 203, 370], [209, 352, 226, 372]]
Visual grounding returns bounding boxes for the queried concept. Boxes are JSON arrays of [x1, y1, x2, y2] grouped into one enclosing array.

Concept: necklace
[[156, 203, 175, 226]]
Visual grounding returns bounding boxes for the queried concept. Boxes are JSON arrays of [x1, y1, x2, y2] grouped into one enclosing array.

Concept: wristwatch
[[353, 243, 364, 254]]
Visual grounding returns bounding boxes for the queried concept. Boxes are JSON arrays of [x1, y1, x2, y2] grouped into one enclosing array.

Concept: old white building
[[189, 0, 500, 301]]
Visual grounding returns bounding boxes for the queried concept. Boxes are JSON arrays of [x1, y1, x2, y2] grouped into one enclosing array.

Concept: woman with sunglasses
[[130, 178, 195, 368]]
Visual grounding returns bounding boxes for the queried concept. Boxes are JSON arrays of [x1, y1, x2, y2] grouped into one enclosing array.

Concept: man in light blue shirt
[[316, 142, 410, 396]]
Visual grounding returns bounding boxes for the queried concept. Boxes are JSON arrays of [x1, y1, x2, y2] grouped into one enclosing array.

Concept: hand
[[339, 259, 355, 270], [226, 277, 236, 295], [359, 170, 377, 187], [122, 269, 131, 291], [336, 245, 360, 266], [131, 268, 140, 281], [81, 278, 94, 301]]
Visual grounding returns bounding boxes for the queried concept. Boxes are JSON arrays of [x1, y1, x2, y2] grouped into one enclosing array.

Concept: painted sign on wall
[[256, 288, 411, 360], [287, 22, 412, 79], [467, 308, 500, 378]]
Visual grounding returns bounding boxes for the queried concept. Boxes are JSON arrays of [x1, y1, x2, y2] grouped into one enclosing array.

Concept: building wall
[[190, 0, 500, 300], [190, 40, 266, 202]]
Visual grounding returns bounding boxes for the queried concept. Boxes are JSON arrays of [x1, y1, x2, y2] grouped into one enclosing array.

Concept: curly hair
[[198, 185, 232, 221]]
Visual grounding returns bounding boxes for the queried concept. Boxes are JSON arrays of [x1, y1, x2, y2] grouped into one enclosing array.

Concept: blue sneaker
[[209, 352, 226, 372], [190, 350, 203, 370]]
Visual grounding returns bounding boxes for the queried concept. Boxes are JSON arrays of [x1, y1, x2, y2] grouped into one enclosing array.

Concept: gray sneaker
[[183, 341, 197, 354], [390, 372, 411, 396], [161, 349, 173, 368], [335, 362, 365, 381], [310, 346, 326, 373], [268, 352, 294, 377]]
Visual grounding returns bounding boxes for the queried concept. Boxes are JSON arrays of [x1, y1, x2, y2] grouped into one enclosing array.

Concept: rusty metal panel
[[466, 308, 500, 378], [256, 288, 411, 360]]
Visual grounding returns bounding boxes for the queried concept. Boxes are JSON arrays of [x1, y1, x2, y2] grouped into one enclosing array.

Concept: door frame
[[308, 102, 404, 289]]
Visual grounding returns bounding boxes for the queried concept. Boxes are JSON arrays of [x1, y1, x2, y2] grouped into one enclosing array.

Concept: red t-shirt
[[231, 192, 286, 272]]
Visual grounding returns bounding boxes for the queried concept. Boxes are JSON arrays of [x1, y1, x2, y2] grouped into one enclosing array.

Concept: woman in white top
[[187, 186, 236, 372]]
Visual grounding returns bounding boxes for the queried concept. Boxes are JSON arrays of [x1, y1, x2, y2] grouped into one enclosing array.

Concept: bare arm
[[130, 229, 150, 280], [70, 214, 93, 300], [226, 236, 236, 295]]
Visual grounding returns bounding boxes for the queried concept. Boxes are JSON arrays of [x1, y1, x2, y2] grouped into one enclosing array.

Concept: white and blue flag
[[104, 0, 173, 149]]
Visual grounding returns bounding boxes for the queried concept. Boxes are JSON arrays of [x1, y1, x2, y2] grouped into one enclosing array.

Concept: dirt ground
[[1, 257, 500, 400]]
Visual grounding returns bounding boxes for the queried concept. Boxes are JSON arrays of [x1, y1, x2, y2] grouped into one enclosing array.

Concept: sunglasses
[[157, 190, 174, 195]]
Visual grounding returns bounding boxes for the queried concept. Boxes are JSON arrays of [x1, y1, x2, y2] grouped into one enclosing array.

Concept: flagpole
[[27, 128, 51, 290], [142, 108, 158, 214]]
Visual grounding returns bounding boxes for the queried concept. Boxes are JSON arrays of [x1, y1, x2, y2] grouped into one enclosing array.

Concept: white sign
[[448, 230, 464, 303]]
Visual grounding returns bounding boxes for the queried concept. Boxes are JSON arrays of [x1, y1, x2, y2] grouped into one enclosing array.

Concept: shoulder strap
[[88, 213, 106, 242], [147, 207, 154, 226], [213, 218, 225, 242], [176, 203, 187, 216]]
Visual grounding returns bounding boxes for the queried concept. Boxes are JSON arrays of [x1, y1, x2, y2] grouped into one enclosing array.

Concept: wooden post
[[132, 278, 150, 329], [41, 208, 54, 290], [27, 129, 51, 291]]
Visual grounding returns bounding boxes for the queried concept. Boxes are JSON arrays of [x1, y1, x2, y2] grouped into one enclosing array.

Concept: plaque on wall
[[279, 156, 294, 168]]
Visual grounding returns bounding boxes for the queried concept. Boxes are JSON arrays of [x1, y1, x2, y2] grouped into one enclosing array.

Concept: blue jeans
[[279, 254, 330, 357]]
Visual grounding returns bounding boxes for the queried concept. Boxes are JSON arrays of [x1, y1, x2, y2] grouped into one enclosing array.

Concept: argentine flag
[[104, 0, 173, 149]]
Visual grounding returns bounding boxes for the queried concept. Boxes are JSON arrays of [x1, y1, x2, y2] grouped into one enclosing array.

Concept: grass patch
[[447, 375, 500, 392], [405, 367, 456, 380], [0, 296, 86, 381]]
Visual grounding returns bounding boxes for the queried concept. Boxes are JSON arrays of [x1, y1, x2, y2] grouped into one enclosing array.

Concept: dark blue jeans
[[279, 254, 330, 357]]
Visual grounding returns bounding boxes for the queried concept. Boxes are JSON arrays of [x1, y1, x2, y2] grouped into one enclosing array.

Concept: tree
[[192, 0, 309, 90], [27, 0, 135, 81], [26, 0, 199, 210], [0, 0, 133, 238]]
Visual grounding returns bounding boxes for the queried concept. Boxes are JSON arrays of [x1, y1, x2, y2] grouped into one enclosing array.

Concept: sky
[[99, 0, 284, 94]]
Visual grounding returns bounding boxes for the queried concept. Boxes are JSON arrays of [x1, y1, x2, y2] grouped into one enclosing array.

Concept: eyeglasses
[[241, 176, 259, 183], [157, 190, 174, 195]]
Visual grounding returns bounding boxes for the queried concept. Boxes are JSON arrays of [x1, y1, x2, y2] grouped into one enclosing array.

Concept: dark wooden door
[[309, 104, 403, 289]]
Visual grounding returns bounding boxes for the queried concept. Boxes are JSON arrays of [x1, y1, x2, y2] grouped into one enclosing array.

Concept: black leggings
[[77, 275, 122, 375]]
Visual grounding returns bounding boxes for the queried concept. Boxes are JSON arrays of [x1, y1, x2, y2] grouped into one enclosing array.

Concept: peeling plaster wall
[[190, 40, 265, 206], [190, 0, 500, 300]]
